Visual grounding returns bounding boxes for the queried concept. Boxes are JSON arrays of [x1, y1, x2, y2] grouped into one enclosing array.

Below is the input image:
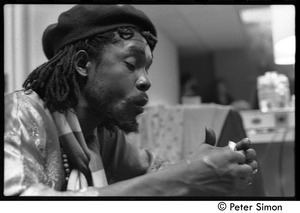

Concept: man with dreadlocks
[[4, 5, 258, 196]]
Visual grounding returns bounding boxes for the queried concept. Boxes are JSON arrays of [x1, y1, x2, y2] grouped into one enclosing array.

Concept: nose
[[136, 72, 151, 92]]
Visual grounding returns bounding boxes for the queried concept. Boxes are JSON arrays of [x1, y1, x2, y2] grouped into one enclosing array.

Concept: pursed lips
[[133, 96, 148, 113]]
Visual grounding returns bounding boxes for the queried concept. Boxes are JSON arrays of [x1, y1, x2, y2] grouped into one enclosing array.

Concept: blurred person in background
[[213, 78, 234, 105]]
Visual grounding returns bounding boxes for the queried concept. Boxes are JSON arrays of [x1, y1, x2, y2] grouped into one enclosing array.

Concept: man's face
[[82, 31, 153, 133]]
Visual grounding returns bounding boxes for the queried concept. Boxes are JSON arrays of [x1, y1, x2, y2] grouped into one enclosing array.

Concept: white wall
[[147, 30, 180, 105], [4, 5, 31, 92], [26, 5, 75, 71], [4, 4, 74, 93], [4, 4, 180, 105]]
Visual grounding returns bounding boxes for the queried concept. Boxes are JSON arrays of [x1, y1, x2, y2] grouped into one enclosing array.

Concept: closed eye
[[124, 61, 136, 71]]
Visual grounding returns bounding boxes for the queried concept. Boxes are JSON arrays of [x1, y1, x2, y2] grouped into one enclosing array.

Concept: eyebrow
[[124, 45, 153, 66], [126, 45, 147, 55]]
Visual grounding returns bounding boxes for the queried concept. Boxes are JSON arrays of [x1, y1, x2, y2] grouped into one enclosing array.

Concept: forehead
[[112, 31, 152, 58]]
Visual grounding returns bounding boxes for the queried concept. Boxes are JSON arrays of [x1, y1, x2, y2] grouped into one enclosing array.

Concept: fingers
[[231, 150, 247, 164], [247, 160, 258, 174], [236, 176, 254, 190], [235, 138, 252, 151], [244, 148, 256, 163], [230, 150, 258, 172], [235, 164, 254, 181], [230, 163, 255, 190], [229, 148, 258, 175], [204, 127, 216, 146], [234, 139, 257, 170], [234, 159, 258, 191]]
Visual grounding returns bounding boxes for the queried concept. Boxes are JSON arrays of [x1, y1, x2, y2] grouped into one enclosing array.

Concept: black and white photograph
[[3, 3, 295, 201]]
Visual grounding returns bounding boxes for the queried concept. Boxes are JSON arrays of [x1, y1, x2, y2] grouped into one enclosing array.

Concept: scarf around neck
[[52, 109, 108, 191]]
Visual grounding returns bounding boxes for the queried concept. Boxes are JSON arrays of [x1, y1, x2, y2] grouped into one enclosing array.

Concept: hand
[[183, 128, 255, 196], [235, 138, 258, 176], [205, 128, 258, 182]]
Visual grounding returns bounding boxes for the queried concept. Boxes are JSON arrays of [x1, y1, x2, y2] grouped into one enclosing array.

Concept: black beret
[[42, 5, 157, 59]]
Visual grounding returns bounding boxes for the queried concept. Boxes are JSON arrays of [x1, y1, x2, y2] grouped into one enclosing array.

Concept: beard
[[85, 87, 143, 134], [101, 102, 140, 134]]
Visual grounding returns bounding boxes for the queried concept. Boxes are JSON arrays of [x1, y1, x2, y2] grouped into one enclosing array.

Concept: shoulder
[[5, 90, 55, 136], [5, 90, 51, 116], [5, 90, 44, 109]]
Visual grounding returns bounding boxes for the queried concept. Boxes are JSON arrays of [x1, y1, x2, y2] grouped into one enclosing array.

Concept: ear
[[75, 50, 90, 77]]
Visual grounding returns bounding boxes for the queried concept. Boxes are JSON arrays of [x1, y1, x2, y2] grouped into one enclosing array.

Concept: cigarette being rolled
[[228, 141, 237, 151]]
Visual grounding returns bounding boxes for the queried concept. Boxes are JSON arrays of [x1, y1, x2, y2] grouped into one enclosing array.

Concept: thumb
[[204, 127, 216, 146]]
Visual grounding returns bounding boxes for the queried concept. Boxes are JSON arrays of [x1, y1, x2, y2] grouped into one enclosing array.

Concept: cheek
[[110, 79, 134, 102], [100, 74, 135, 98], [87, 61, 137, 101], [90, 75, 133, 103]]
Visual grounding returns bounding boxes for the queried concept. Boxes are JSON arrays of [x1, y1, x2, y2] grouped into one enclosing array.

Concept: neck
[[75, 102, 103, 139]]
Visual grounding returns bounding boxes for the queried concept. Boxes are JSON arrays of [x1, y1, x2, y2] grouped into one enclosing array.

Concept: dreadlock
[[23, 26, 157, 113]]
